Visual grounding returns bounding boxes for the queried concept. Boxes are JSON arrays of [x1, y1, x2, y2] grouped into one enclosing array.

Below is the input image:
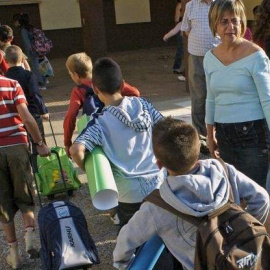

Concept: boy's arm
[[141, 98, 163, 125], [113, 203, 157, 269], [63, 87, 85, 151], [121, 81, 140, 97], [227, 164, 269, 223], [70, 118, 103, 170]]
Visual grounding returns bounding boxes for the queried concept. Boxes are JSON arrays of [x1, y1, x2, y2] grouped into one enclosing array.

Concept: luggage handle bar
[[48, 117, 58, 147]]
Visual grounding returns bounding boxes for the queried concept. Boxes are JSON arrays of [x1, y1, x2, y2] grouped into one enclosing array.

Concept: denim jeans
[[173, 33, 184, 71], [216, 119, 269, 187]]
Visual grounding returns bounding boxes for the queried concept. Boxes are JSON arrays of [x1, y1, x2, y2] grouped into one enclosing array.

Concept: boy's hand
[[65, 146, 71, 158], [163, 35, 169, 42], [36, 144, 51, 157], [41, 113, 50, 121]]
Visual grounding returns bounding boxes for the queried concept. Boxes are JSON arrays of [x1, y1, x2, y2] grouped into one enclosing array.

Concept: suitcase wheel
[[67, 190, 74, 196], [47, 194, 55, 200]]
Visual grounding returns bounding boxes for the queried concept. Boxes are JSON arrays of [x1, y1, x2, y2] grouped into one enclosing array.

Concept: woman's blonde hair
[[66, 52, 92, 78], [209, 0, 247, 37]]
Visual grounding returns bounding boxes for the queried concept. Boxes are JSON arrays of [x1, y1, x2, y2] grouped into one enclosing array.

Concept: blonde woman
[[204, 0, 270, 187]]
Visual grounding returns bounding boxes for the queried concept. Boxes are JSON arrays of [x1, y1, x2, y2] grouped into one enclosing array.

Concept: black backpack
[[79, 84, 104, 116], [38, 200, 100, 270], [144, 160, 270, 270]]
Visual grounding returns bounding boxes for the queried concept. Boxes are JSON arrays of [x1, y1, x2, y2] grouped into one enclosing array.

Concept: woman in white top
[[204, 0, 270, 187]]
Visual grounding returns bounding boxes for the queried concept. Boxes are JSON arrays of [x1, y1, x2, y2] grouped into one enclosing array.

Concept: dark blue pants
[[173, 33, 184, 71], [216, 119, 269, 187]]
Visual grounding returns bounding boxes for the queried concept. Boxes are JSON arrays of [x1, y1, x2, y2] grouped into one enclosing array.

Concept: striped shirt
[[0, 75, 28, 147], [75, 97, 164, 203], [181, 0, 220, 56]]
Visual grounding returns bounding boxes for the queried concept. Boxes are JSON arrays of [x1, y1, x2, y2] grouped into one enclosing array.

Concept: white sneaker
[[39, 86, 47, 91], [25, 228, 39, 259], [178, 75, 186, 82], [6, 241, 22, 269], [110, 213, 120, 225]]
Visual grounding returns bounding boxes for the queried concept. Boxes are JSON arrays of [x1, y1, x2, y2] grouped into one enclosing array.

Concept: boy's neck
[[103, 92, 124, 106], [168, 161, 199, 176], [79, 77, 92, 85]]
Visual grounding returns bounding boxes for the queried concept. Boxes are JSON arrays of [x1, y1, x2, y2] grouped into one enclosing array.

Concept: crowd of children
[[1, 0, 270, 269]]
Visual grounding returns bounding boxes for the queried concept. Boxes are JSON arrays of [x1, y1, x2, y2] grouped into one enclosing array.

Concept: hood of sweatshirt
[[105, 97, 152, 132], [160, 159, 230, 217]]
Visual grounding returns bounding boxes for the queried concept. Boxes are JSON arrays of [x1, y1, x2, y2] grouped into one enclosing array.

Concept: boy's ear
[[156, 159, 164, 170]]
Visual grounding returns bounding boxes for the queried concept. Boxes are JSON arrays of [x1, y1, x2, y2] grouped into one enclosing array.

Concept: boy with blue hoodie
[[113, 117, 270, 270], [70, 57, 165, 228]]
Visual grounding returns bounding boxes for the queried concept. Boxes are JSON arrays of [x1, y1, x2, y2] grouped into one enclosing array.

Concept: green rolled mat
[[77, 115, 119, 210]]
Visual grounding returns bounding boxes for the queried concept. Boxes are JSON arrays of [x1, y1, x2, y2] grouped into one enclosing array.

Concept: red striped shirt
[[0, 75, 28, 147]]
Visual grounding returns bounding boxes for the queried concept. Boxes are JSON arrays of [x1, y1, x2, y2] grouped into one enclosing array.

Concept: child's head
[[92, 57, 123, 95], [5, 45, 23, 65], [0, 25, 13, 44], [152, 117, 200, 175], [66, 53, 92, 83], [253, 5, 262, 20]]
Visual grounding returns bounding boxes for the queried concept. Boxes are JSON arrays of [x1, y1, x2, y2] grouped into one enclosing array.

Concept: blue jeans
[[216, 119, 269, 187], [173, 33, 184, 71]]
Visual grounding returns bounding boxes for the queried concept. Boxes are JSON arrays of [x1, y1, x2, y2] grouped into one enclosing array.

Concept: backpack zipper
[[203, 211, 246, 250]]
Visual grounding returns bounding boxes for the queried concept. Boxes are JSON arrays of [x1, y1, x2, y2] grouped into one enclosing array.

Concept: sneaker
[[39, 86, 47, 91], [25, 228, 39, 259], [6, 242, 22, 269], [177, 75, 186, 82], [110, 213, 120, 225]]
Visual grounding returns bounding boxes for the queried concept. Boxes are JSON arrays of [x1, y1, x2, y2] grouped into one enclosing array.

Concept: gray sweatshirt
[[113, 159, 269, 270]]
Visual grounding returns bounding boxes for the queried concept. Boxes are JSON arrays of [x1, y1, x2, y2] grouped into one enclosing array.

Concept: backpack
[[38, 200, 100, 270], [31, 28, 53, 58], [79, 84, 104, 116], [144, 161, 270, 270]]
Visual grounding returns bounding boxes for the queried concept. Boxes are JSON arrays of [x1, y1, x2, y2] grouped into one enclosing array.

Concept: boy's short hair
[[253, 5, 262, 15], [5, 45, 23, 64], [66, 52, 92, 78], [0, 25, 13, 42], [152, 117, 200, 173], [92, 57, 123, 95]]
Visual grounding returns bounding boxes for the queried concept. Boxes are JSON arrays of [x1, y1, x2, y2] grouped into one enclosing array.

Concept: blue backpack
[[38, 201, 100, 270], [79, 84, 104, 116]]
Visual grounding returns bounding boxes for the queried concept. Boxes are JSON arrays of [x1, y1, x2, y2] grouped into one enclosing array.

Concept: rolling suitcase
[[34, 149, 100, 270], [35, 119, 81, 199]]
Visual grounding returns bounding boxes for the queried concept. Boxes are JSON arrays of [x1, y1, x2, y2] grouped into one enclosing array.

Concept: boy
[[5, 45, 49, 170], [64, 53, 140, 158], [0, 74, 50, 269], [113, 117, 270, 270], [0, 24, 30, 70], [70, 57, 165, 228]]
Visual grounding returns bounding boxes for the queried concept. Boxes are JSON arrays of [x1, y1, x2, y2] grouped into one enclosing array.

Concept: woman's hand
[[207, 124, 219, 158], [207, 136, 219, 158]]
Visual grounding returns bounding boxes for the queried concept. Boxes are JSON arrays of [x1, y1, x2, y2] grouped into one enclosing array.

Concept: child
[[70, 57, 165, 229], [0, 74, 50, 269], [113, 117, 269, 270], [64, 52, 140, 158], [0, 24, 31, 70], [5, 45, 49, 170]]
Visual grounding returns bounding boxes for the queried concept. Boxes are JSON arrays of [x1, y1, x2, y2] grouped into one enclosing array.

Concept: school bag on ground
[[31, 28, 53, 58], [79, 84, 104, 116], [34, 150, 100, 270], [144, 160, 270, 270]]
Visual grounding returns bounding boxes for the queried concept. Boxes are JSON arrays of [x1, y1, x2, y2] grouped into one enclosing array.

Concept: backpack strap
[[144, 189, 203, 226], [78, 84, 94, 96]]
